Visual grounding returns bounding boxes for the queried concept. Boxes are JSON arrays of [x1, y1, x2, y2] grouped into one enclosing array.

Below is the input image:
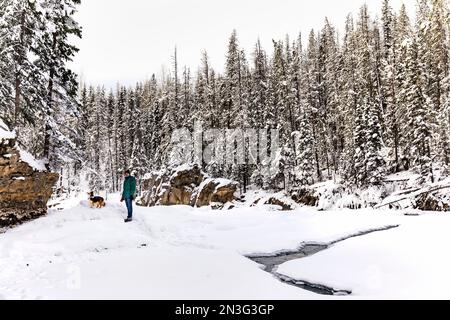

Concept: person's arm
[[120, 180, 125, 202], [131, 177, 137, 199]]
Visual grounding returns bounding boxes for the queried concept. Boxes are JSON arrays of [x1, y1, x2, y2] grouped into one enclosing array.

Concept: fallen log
[[375, 184, 450, 209], [390, 188, 421, 197], [383, 179, 411, 183]]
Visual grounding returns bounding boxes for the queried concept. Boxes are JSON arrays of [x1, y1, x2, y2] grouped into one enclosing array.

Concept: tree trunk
[[13, 10, 26, 130], [43, 33, 58, 165], [14, 76, 21, 129], [393, 123, 399, 172], [427, 144, 434, 183], [311, 119, 322, 181]]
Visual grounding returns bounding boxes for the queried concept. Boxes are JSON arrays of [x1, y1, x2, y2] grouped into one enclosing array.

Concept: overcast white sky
[[70, 0, 416, 88]]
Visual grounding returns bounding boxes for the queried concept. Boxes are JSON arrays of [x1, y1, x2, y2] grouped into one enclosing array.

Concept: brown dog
[[88, 192, 106, 208]]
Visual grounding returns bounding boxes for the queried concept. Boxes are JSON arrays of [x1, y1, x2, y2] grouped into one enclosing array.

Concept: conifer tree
[[403, 38, 435, 182]]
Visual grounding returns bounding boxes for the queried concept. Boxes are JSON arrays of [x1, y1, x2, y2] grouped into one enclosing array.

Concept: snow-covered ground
[[0, 194, 449, 299], [277, 213, 450, 299]]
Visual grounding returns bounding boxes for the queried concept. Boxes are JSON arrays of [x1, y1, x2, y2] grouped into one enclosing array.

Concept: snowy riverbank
[[1, 193, 449, 299]]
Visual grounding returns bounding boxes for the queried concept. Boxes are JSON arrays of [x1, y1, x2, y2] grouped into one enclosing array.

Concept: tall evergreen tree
[[403, 37, 435, 182]]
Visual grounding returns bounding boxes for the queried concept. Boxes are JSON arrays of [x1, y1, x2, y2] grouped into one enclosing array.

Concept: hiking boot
[[124, 218, 133, 223]]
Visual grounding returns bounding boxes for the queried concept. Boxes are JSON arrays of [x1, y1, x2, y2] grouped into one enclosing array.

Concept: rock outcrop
[[291, 188, 319, 207], [138, 165, 238, 208], [264, 197, 294, 211], [251, 192, 297, 211], [195, 179, 238, 208], [0, 122, 59, 227], [415, 192, 450, 212]]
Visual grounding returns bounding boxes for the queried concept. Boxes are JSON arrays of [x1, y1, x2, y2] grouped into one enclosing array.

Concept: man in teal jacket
[[121, 169, 137, 223]]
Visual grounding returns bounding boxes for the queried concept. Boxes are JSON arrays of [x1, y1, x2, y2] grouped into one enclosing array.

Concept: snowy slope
[[0, 194, 444, 300]]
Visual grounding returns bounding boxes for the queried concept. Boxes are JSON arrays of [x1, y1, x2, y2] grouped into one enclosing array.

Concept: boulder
[[415, 192, 450, 212], [160, 185, 195, 206], [251, 192, 296, 211], [0, 123, 59, 227], [138, 165, 238, 208], [138, 170, 166, 207], [194, 179, 238, 208], [264, 197, 293, 211], [158, 165, 204, 206], [170, 165, 204, 188], [291, 188, 319, 206]]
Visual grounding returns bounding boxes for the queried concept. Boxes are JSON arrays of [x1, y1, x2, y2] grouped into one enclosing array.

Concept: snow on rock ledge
[[18, 148, 47, 172], [0, 119, 16, 140], [0, 121, 59, 227]]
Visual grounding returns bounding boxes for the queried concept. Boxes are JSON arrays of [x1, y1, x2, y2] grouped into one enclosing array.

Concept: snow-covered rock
[[0, 120, 59, 227], [415, 191, 450, 211], [138, 164, 449, 212], [252, 191, 297, 211], [291, 187, 319, 207], [378, 170, 450, 211], [18, 148, 47, 172], [0, 119, 16, 141], [138, 165, 238, 208], [289, 170, 449, 212], [194, 178, 238, 208]]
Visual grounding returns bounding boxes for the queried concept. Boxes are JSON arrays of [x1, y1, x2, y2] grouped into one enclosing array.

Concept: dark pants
[[125, 197, 133, 218]]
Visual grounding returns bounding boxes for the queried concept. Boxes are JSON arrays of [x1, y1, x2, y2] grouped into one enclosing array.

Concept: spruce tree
[[403, 38, 435, 182], [293, 111, 315, 186]]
